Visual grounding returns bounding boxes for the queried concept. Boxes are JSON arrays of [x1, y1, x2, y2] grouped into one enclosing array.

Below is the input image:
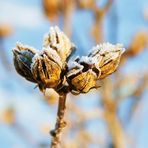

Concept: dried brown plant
[[12, 26, 124, 147]]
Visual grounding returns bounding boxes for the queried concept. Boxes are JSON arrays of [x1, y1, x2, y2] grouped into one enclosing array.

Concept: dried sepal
[[89, 43, 125, 79], [43, 26, 75, 63], [13, 42, 37, 82]]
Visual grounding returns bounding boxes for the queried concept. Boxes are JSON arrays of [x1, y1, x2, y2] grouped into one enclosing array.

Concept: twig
[[50, 92, 67, 148]]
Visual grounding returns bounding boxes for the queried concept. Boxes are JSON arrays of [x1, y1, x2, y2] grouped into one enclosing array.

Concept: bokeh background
[[0, 0, 148, 148]]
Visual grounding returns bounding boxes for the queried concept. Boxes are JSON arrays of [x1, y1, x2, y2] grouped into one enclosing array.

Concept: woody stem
[[50, 92, 67, 148]]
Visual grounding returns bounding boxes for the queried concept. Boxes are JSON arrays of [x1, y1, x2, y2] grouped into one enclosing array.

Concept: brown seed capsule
[[70, 70, 97, 94], [43, 26, 75, 63], [31, 48, 63, 91], [89, 43, 125, 79], [13, 43, 37, 82], [67, 59, 99, 94]]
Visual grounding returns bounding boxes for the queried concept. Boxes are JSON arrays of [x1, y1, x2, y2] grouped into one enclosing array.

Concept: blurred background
[[0, 0, 148, 148]]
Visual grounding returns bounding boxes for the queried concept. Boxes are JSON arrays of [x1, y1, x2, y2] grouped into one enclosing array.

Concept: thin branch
[[50, 92, 67, 148]]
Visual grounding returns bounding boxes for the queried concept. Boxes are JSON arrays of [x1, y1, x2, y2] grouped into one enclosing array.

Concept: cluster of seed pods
[[13, 26, 124, 94]]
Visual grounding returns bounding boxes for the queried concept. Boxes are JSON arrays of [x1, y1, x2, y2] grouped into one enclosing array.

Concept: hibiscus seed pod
[[67, 57, 100, 94], [31, 47, 63, 91], [13, 42, 37, 82], [43, 26, 76, 63], [89, 43, 125, 79]]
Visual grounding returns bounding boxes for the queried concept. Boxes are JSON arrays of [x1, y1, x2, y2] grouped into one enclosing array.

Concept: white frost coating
[[89, 42, 125, 66], [31, 53, 40, 70], [90, 42, 125, 56], [79, 56, 99, 65], [68, 61, 84, 70], [16, 42, 38, 53], [67, 61, 84, 77], [80, 56, 92, 64], [31, 47, 63, 69], [43, 47, 63, 67], [79, 56, 101, 71]]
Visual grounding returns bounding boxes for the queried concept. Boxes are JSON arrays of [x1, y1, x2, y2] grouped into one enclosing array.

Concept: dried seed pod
[[13, 43, 37, 82], [31, 48, 63, 91], [12, 26, 74, 92], [89, 43, 125, 79], [43, 26, 75, 63], [67, 58, 100, 94]]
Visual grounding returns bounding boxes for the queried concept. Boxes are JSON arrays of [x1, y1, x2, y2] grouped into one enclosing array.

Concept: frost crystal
[[16, 42, 38, 54]]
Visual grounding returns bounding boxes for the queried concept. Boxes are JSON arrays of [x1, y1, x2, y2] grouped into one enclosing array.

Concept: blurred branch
[[62, 0, 75, 37], [126, 74, 148, 122], [121, 31, 148, 64], [0, 38, 12, 70], [43, 0, 75, 37], [101, 79, 127, 148], [0, 24, 13, 71], [91, 0, 113, 43]]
